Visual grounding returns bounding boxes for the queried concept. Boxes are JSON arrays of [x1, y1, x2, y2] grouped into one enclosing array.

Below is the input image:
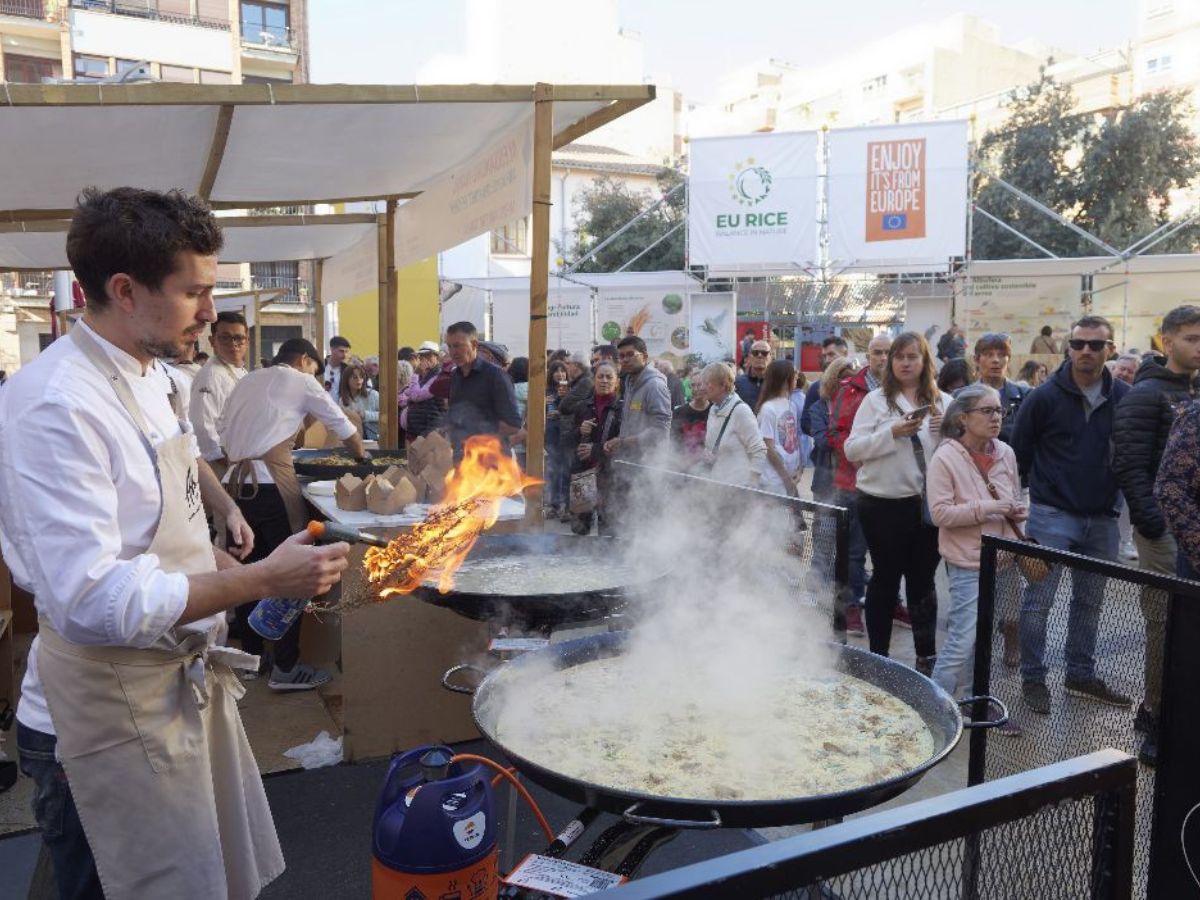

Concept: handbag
[[908, 434, 935, 527], [568, 469, 598, 514], [963, 444, 1050, 584]]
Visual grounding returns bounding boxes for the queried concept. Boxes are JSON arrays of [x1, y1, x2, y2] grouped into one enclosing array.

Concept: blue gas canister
[[371, 745, 498, 899]]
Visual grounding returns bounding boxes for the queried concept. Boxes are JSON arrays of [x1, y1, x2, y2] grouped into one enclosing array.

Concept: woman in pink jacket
[[926, 383, 1027, 706]]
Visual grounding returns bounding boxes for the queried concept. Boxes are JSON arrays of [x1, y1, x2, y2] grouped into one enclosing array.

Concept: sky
[[310, 0, 1138, 103]]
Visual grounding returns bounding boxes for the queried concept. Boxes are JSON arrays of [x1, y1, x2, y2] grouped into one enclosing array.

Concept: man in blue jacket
[[1011, 315, 1131, 715]]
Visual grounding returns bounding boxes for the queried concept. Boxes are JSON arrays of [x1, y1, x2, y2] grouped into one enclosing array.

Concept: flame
[[363, 435, 541, 598]]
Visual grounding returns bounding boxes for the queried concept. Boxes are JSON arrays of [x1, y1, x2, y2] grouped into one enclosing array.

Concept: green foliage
[[973, 68, 1200, 258], [563, 167, 685, 272]]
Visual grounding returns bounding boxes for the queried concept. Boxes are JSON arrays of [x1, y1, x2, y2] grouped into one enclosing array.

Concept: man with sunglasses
[[1011, 315, 1132, 715], [189, 310, 248, 476], [735, 340, 773, 407], [972, 332, 1029, 446]]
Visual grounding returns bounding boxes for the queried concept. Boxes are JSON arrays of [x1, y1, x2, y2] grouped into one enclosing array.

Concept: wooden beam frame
[[524, 84, 554, 527], [552, 93, 656, 150], [0, 83, 655, 108], [0, 212, 379, 234], [313, 258, 325, 358], [197, 103, 235, 200], [377, 204, 399, 447]]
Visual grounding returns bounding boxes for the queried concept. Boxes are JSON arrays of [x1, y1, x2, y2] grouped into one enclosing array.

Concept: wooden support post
[[251, 289, 262, 367], [524, 84, 554, 527], [313, 258, 325, 357], [378, 202, 400, 447]]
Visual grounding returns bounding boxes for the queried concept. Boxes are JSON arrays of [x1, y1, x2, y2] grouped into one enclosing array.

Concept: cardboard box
[[335, 474, 368, 511]]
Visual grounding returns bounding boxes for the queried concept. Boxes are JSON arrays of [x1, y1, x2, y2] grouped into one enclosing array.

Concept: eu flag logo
[[881, 214, 908, 231]]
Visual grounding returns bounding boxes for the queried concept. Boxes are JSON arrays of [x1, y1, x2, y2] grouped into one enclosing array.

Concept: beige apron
[[37, 325, 284, 900], [226, 438, 310, 535]]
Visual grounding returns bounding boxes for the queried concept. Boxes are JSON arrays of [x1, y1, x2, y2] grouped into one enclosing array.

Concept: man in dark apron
[[0, 187, 352, 899]]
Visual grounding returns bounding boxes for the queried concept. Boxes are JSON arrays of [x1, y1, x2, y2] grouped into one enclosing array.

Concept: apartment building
[[0, 0, 311, 369]]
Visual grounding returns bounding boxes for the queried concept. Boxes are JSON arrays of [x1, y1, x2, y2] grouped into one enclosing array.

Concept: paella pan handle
[[441, 663, 487, 695], [958, 695, 1010, 730], [622, 802, 723, 830]]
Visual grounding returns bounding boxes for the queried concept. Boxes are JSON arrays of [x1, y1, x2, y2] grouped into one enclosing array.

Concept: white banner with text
[[827, 120, 968, 269], [688, 131, 818, 273]]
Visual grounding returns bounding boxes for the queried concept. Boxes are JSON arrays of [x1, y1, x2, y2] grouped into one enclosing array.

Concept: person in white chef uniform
[[190, 309, 250, 478], [0, 187, 351, 899]]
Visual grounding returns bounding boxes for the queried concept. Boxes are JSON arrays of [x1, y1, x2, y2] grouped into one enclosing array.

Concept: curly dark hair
[[66, 187, 224, 310]]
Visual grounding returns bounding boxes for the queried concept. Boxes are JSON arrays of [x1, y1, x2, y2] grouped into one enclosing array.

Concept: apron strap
[[69, 324, 158, 442], [227, 438, 310, 534]]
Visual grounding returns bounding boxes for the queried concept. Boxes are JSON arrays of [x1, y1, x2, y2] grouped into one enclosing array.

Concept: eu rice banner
[[688, 131, 818, 273], [826, 120, 968, 269]]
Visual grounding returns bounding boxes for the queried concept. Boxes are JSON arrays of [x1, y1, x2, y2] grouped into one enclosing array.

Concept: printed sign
[[597, 287, 690, 363], [827, 120, 968, 269], [688, 131, 818, 272], [503, 854, 626, 898], [689, 292, 738, 363], [865, 138, 926, 242]]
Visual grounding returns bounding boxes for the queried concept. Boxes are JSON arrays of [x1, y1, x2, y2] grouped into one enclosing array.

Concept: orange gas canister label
[[372, 848, 499, 900]]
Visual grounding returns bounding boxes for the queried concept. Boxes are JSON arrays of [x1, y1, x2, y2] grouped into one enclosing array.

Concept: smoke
[[489, 439, 845, 799]]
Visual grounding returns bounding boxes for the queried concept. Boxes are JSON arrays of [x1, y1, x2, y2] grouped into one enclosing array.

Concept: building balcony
[[0, 270, 54, 298], [240, 23, 293, 52], [250, 274, 307, 304], [0, 0, 65, 24], [68, 0, 230, 31]]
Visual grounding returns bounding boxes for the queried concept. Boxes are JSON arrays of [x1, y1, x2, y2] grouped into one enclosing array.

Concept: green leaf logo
[[728, 158, 773, 207]]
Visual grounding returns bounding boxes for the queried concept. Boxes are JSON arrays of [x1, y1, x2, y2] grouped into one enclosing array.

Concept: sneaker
[[915, 655, 936, 677], [845, 605, 865, 637], [1023, 680, 1051, 715], [1064, 676, 1132, 708], [1120, 541, 1138, 561], [269, 663, 333, 692], [893, 602, 912, 629]]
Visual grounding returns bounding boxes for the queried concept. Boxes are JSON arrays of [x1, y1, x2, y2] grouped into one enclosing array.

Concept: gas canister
[[372, 745, 498, 900]]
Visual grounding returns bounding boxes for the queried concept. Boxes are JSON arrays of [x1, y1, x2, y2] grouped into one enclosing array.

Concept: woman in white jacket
[[700, 362, 766, 488], [845, 332, 953, 675]]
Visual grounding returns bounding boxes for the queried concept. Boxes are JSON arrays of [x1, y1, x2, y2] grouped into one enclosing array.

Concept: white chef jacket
[[189, 356, 246, 462], [0, 320, 212, 736], [220, 364, 356, 484], [161, 360, 196, 416]]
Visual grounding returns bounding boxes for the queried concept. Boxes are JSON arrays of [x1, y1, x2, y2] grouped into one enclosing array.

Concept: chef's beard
[[139, 333, 198, 360]]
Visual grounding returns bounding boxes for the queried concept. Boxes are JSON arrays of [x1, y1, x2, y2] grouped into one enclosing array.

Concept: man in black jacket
[[1112, 304, 1200, 765], [1011, 315, 1131, 716]]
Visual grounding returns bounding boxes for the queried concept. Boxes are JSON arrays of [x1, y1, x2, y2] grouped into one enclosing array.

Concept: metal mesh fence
[[771, 794, 1103, 899], [971, 537, 1200, 897]]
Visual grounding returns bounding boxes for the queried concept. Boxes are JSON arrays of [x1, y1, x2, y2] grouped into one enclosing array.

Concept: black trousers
[[856, 491, 940, 659], [231, 484, 302, 672]]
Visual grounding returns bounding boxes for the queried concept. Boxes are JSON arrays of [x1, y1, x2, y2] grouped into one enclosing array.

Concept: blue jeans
[[833, 488, 868, 604], [932, 563, 979, 698], [16, 722, 103, 899], [1019, 503, 1119, 684]]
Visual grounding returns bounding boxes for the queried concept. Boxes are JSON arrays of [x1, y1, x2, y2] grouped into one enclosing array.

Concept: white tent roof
[[0, 216, 378, 270], [453, 271, 702, 293], [0, 83, 654, 216]]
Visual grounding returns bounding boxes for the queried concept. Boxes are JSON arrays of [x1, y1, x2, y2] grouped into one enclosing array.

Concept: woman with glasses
[[926, 384, 1026, 726], [845, 332, 953, 674]]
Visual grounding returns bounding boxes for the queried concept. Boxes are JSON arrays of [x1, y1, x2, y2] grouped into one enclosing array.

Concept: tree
[[563, 167, 685, 272], [973, 70, 1200, 258]]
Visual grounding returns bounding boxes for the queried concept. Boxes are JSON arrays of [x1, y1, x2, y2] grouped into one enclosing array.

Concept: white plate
[[307, 480, 336, 496]]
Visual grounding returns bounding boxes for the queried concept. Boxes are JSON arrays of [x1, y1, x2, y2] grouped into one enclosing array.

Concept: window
[[490, 217, 529, 256], [73, 55, 109, 81], [862, 75, 888, 96], [199, 69, 233, 84], [1145, 54, 1173, 74], [114, 58, 142, 76], [159, 64, 195, 83], [4, 54, 61, 84], [240, 0, 289, 45]]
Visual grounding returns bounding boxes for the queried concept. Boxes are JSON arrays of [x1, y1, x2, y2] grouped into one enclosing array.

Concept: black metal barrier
[[611, 461, 850, 632], [971, 535, 1200, 896], [602, 749, 1135, 898]]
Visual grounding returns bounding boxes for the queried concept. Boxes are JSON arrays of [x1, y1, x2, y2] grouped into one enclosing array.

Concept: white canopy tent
[[0, 82, 656, 511]]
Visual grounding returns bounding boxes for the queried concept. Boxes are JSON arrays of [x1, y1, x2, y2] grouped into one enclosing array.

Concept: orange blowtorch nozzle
[[306, 520, 390, 548]]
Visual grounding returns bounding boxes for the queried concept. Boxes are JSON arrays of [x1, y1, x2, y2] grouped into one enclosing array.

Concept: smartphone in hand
[[905, 405, 932, 421]]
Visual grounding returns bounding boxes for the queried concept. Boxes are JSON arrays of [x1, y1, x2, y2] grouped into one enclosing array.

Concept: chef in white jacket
[[0, 187, 350, 899], [189, 309, 249, 476]]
